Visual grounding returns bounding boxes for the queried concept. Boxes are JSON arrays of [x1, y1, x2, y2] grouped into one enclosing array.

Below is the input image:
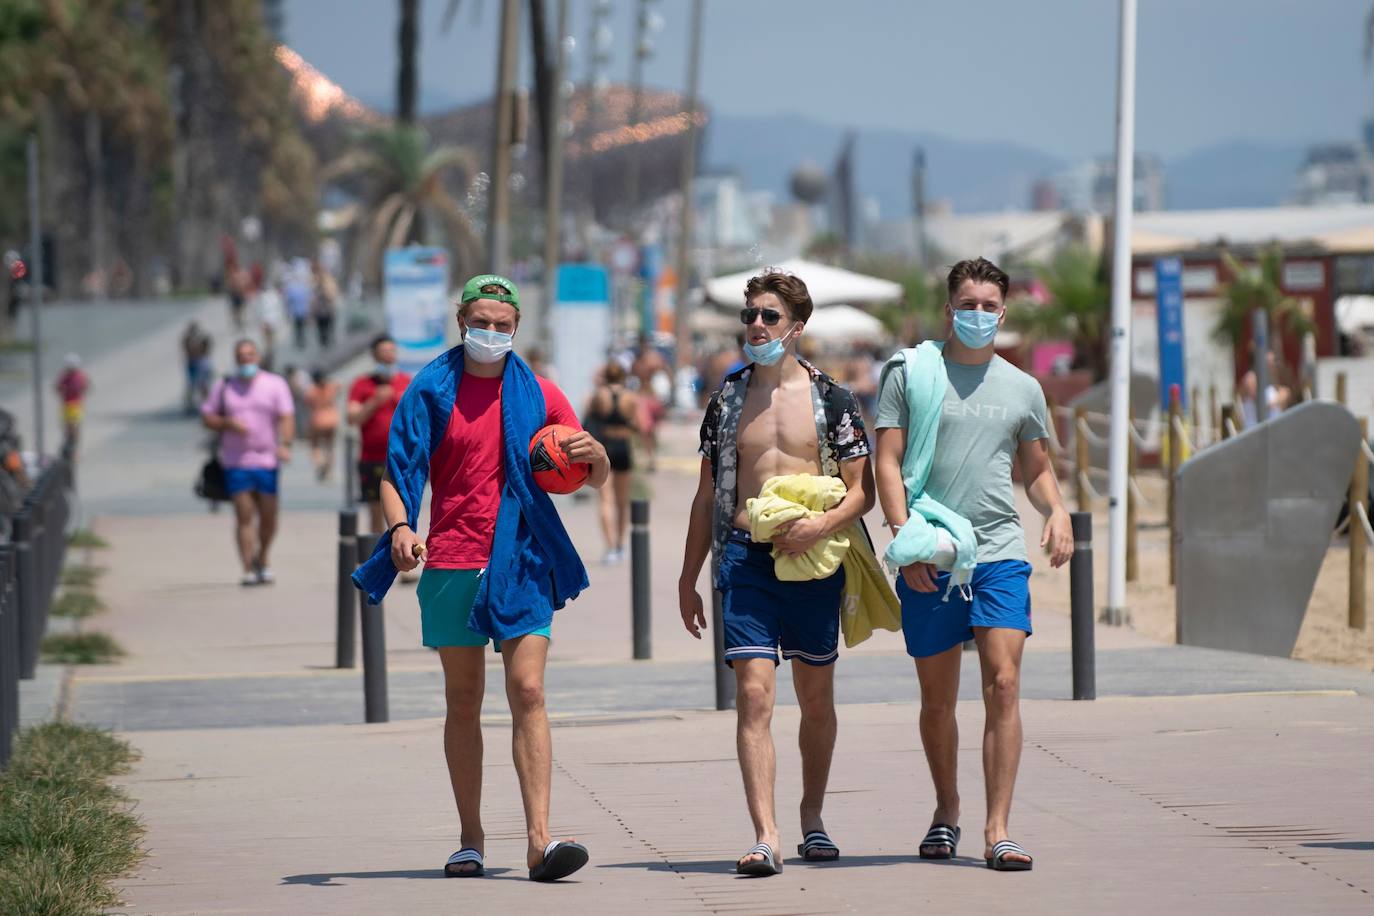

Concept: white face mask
[[462, 326, 514, 364]]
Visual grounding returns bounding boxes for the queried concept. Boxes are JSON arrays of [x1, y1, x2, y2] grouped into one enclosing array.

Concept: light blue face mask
[[463, 326, 514, 364], [951, 309, 1001, 349], [237, 363, 259, 379], [743, 323, 798, 366]]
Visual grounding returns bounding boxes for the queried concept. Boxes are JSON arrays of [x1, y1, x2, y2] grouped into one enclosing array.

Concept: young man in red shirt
[[347, 334, 411, 534], [374, 275, 609, 882]]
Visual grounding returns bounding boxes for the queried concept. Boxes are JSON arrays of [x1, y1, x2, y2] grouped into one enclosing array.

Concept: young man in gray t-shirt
[[873, 257, 1073, 872]]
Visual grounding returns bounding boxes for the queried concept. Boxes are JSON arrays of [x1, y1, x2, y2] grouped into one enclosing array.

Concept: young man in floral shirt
[[678, 269, 875, 876]]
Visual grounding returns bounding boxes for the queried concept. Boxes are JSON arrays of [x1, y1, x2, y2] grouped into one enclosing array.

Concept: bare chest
[[736, 384, 820, 468]]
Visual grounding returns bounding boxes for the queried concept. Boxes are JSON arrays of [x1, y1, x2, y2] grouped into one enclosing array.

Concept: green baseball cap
[[460, 274, 520, 310]]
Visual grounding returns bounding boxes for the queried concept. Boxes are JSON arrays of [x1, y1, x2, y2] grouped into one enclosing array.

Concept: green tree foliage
[[1212, 247, 1313, 365], [322, 125, 483, 285], [1012, 245, 1110, 381]]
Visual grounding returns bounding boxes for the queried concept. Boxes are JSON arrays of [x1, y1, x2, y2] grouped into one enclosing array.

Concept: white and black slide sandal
[[444, 847, 485, 877], [797, 830, 840, 862], [919, 823, 960, 859], [529, 840, 589, 882], [737, 842, 783, 876], [986, 839, 1033, 871]]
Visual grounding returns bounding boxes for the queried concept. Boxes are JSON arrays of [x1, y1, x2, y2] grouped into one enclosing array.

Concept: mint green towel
[[880, 340, 977, 597]]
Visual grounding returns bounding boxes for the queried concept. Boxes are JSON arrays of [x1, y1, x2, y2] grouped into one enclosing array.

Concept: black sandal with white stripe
[[444, 847, 485, 877], [797, 830, 840, 862], [919, 823, 960, 859], [986, 839, 1033, 871]]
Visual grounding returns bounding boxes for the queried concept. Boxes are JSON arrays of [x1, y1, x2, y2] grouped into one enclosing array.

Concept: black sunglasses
[[740, 307, 784, 326]]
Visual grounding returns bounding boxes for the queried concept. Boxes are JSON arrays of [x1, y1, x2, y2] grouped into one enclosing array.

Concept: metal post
[[711, 586, 734, 710], [541, 0, 569, 351], [337, 509, 358, 668], [625, 0, 648, 219], [672, 0, 705, 389], [487, 0, 521, 276], [1253, 309, 1270, 424], [1104, 0, 1138, 635], [1352, 418, 1368, 631], [1336, 371, 1348, 406], [1126, 406, 1138, 583], [1074, 406, 1090, 513], [12, 513, 36, 679], [1190, 385, 1201, 447], [342, 433, 356, 508], [1209, 385, 1219, 446], [27, 135, 45, 459], [356, 533, 389, 723], [1168, 385, 1182, 586], [1070, 511, 1096, 700], [631, 498, 651, 659], [0, 548, 16, 768]]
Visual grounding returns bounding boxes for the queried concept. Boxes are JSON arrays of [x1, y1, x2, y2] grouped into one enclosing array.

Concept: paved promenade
[[10, 299, 1374, 913]]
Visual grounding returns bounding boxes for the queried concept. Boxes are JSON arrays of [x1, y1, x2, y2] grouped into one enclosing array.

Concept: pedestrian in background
[[304, 368, 341, 481], [182, 320, 213, 415], [201, 339, 295, 586], [55, 353, 89, 462], [284, 261, 312, 350], [312, 259, 338, 349], [348, 334, 411, 535], [585, 360, 639, 564]]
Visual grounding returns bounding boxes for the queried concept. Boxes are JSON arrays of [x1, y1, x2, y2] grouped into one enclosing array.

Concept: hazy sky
[[284, 0, 1373, 160]]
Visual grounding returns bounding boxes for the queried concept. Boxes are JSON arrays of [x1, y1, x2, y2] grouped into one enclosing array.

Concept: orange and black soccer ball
[[528, 424, 588, 494]]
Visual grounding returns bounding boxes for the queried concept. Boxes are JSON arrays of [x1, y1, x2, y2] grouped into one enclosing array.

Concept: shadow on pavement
[[280, 867, 517, 885], [599, 853, 931, 874], [1300, 841, 1374, 851]]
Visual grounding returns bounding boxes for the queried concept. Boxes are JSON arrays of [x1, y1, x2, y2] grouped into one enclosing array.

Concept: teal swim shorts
[[416, 567, 552, 648]]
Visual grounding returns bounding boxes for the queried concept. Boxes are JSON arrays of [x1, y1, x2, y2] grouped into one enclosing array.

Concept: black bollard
[[1069, 511, 1096, 701], [356, 533, 390, 723], [631, 499, 651, 660], [342, 434, 356, 506], [336, 509, 358, 668], [711, 586, 735, 710]]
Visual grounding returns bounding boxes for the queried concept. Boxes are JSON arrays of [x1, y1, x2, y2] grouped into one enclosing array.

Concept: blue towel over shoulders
[[350, 347, 589, 640]]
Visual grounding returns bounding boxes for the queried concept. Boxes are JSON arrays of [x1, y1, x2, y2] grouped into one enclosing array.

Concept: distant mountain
[[704, 113, 1308, 214], [703, 111, 1064, 216], [1162, 139, 1306, 209]]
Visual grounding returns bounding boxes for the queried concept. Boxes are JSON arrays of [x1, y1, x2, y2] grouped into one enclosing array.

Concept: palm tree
[[1012, 245, 1111, 380], [322, 125, 484, 285], [1212, 247, 1313, 375]]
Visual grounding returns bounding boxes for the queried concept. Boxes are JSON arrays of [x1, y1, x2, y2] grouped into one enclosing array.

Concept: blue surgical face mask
[[237, 363, 259, 379], [951, 309, 1000, 349], [743, 323, 798, 366], [463, 326, 514, 364]]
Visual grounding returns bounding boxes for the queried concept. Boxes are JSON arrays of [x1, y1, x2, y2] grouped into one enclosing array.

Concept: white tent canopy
[[704, 258, 903, 308], [802, 304, 887, 343]]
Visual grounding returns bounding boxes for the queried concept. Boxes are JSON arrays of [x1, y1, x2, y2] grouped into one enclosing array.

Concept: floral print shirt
[[698, 357, 870, 583]]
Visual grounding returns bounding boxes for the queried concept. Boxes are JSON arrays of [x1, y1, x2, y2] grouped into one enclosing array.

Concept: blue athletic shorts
[[225, 467, 279, 496], [896, 559, 1033, 658], [719, 530, 844, 667], [416, 568, 551, 649]]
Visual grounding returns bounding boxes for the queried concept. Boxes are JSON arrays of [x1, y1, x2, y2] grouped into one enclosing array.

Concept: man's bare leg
[[974, 626, 1029, 865], [439, 646, 486, 872], [501, 634, 562, 869], [254, 492, 279, 569], [734, 657, 780, 866], [231, 492, 257, 575], [915, 643, 963, 855], [792, 659, 837, 858]]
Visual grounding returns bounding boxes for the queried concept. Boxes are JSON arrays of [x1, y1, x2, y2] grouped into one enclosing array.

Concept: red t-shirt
[[425, 373, 581, 569], [348, 371, 413, 462]]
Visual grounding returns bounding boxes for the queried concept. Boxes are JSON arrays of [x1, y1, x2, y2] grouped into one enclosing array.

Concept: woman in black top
[[587, 361, 640, 564]]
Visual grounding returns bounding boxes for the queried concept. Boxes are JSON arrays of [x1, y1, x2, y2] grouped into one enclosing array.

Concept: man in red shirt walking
[[347, 334, 411, 534], [369, 274, 609, 882]]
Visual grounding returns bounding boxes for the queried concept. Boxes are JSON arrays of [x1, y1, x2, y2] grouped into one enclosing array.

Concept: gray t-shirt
[[875, 354, 1048, 564]]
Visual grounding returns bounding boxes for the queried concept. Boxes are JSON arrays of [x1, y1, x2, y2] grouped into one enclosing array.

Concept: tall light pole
[[27, 135, 45, 460], [542, 0, 570, 349], [625, 0, 661, 223], [1105, 0, 1138, 627], [673, 0, 705, 381], [487, 0, 521, 276]]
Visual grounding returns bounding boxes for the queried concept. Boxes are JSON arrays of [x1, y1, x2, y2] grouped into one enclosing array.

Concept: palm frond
[[319, 148, 388, 184]]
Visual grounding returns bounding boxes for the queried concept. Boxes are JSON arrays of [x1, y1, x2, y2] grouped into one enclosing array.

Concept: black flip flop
[[919, 823, 960, 860], [529, 840, 590, 882]]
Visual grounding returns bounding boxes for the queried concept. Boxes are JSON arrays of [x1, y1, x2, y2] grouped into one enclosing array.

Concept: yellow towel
[[746, 474, 902, 647]]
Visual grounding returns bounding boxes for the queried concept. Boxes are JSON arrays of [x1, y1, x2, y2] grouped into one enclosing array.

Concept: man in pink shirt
[[201, 339, 295, 586]]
